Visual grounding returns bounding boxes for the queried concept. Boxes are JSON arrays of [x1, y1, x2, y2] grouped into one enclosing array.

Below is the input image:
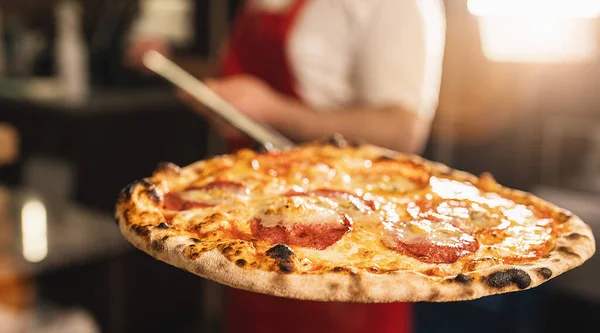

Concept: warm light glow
[[468, 0, 600, 19], [21, 200, 48, 262], [468, 0, 600, 63], [429, 177, 512, 208]]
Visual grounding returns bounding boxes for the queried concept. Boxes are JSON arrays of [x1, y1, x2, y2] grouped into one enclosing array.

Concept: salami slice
[[382, 217, 479, 264], [252, 196, 351, 250]]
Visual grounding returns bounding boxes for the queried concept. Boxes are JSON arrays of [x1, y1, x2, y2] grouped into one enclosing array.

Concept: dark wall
[[0, 90, 210, 212]]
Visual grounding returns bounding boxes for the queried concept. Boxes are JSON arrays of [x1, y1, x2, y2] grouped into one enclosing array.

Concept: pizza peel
[[142, 50, 296, 151]]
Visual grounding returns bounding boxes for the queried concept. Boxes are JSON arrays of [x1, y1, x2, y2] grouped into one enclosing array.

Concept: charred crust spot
[[145, 187, 161, 203], [537, 268, 553, 279], [131, 224, 151, 237], [122, 209, 131, 224], [222, 245, 234, 254], [330, 266, 358, 275], [455, 274, 473, 284], [121, 182, 138, 200], [266, 245, 296, 274], [235, 259, 247, 267], [278, 263, 293, 274], [487, 269, 531, 289], [557, 246, 580, 257], [154, 161, 182, 175], [566, 233, 588, 241], [266, 244, 295, 261], [190, 238, 201, 243], [157, 222, 169, 229], [121, 179, 154, 200]]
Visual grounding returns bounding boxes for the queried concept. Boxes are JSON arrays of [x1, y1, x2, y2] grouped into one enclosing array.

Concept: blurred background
[[0, 0, 599, 332]]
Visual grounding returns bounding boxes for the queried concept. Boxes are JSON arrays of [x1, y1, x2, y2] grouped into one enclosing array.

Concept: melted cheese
[[351, 172, 419, 194], [382, 218, 476, 247], [159, 145, 563, 276], [179, 188, 248, 206], [170, 209, 232, 234], [257, 196, 345, 229]]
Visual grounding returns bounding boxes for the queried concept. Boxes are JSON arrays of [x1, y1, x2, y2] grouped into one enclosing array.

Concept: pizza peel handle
[[142, 50, 296, 151]]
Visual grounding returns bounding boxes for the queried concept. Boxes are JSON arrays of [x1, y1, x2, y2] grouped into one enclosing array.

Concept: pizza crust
[[115, 143, 596, 303]]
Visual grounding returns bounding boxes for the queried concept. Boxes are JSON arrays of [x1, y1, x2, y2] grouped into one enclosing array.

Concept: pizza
[[115, 138, 595, 302]]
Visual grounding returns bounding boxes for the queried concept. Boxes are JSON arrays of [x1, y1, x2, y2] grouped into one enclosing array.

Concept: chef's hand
[[204, 75, 287, 124], [177, 75, 288, 139]]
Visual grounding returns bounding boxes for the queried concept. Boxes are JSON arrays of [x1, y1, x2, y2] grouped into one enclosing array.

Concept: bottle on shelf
[[54, 0, 90, 105]]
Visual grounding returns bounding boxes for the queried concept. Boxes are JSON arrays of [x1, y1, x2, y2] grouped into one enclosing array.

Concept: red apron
[[219, 2, 412, 333]]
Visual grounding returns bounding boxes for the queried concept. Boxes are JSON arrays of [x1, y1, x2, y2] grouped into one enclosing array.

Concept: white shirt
[[283, 0, 446, 120]]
